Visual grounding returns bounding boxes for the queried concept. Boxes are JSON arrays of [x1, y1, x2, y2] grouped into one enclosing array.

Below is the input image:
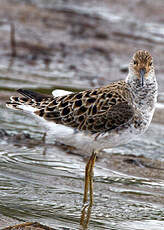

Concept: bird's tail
[[6, 89, 51, 113]]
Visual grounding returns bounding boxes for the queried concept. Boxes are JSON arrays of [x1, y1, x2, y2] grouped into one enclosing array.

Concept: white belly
[[42, 107, 154, 154]]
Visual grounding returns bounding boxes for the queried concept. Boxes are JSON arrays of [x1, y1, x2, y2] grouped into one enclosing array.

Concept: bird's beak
[[139, 68, 146, 87]]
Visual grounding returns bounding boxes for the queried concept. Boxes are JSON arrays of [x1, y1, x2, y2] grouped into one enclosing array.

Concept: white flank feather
[[17, 104, 37, 113], [52, 89, 72, 97]]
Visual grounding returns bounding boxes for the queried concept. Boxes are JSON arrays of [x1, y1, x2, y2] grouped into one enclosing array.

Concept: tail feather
[[6, 89, 52, 113], [6, 96, 38, 112]]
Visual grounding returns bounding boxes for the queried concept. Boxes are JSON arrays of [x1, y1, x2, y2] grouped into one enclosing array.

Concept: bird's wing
[[35, 81, 134, 134]]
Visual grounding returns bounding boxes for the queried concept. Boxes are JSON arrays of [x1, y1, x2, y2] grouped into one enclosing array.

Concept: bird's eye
[[133, 60, 138, 65], [149, 62, 152, 66]]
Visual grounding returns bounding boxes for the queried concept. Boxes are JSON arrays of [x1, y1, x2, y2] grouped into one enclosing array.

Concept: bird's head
[[128, 50, 155, 87]]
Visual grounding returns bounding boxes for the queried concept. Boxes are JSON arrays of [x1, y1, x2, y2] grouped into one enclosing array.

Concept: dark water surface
[[0, 0, 164, 229]]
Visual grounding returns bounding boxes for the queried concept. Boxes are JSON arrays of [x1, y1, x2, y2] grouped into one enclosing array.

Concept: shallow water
[[1, 103, 164, 230], [1, 0, 164, 229]]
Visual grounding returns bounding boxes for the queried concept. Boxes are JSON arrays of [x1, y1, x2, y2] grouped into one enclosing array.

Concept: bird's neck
[[126, 73, 158, 111]]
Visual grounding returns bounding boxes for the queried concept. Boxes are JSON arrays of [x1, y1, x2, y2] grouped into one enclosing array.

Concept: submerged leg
[[42, 132, 47, 155], [42, 132, 47, 143]]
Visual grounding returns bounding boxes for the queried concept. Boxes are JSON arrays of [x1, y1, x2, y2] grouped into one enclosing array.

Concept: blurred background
[[0, 0, 164, 229]]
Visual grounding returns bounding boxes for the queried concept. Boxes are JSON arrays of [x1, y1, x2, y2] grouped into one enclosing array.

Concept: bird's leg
[[83, 151, 97, 204], [80, 202, 92, 230], [83, 158, 90, 204], [80, 151, 97, 229], [84, 203, 92, 229], [88, 151, 96, 205]]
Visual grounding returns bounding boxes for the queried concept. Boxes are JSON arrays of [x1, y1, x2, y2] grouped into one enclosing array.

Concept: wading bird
[[6, 50, 158, 209]]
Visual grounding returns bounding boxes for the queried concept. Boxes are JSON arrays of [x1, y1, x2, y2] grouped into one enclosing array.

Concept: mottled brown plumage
[[38, 81, 134, 134], [7, 80, 134, 135]]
